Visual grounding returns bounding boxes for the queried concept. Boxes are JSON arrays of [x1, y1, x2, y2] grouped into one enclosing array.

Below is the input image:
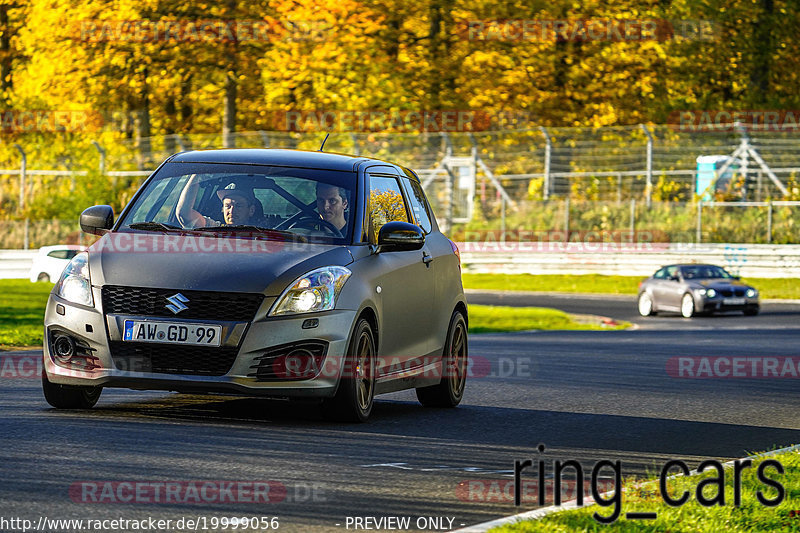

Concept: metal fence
[[1, 125, 799, 248]]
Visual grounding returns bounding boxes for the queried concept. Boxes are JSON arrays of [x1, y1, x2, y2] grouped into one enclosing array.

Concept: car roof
[[169, 148, 400, 172], [660, 263, 724, 269]]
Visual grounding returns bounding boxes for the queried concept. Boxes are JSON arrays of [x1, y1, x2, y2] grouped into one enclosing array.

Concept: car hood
[[690, 279, 753, 290], [87, 232, 354, 295]]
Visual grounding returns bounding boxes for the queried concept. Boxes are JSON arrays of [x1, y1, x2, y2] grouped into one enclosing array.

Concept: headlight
[[706, 289, 717, 298], [56, 252, 94, 307], [697, 289, 706, 296], [269, 266, 351, 316], [746, 288, 757, 298]]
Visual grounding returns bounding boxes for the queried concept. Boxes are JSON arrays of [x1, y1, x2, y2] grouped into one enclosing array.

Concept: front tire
[[680, 293, 696, 318], [323, 319, 375, 422], [416, 310, 467, 408], [638, 292, 655, 316], [42, 373, 101, 409]]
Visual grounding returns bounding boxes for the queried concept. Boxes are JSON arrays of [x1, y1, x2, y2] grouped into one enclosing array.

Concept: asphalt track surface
[[1, 293, 799, 532]]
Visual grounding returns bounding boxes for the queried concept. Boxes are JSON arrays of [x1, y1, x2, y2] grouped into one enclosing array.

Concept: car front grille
[[716, 287, 746, 297], [103, 286, 264, 376], [102, 286, 264, 321], [110, 341, 239, 376]]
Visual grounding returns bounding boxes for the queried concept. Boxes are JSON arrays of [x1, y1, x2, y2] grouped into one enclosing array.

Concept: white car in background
[[29, 245, 86, 283]]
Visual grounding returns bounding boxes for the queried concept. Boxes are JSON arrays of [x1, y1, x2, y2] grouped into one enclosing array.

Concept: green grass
[[491, 448, 800, 532], [0, 280, 52, 347], [468, 304, 629, 333], [463, 274, 800, 300]]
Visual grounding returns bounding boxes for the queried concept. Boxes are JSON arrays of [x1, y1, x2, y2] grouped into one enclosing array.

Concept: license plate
[[723, 297, 745, 305], [123, 320, 222, 346]]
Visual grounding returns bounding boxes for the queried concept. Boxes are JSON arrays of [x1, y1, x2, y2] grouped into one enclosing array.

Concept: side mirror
[[80, 205, 114, 235], [377, 221, 424, 252]]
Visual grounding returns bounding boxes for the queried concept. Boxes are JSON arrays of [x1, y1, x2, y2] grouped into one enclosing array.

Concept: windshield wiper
[[127, 222, 183, 232], [194, 225, 308, 243]]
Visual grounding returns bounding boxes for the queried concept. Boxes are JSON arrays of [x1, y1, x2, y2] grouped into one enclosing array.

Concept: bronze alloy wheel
[[324, 318, 375, 422], [416, 310, 467, 408], [354, 326, 375, 412]]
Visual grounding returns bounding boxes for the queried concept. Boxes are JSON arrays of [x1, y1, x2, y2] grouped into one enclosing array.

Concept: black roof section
[[170, 148, 389, 172]]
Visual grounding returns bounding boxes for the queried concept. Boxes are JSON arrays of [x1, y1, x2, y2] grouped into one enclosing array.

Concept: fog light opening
[[53, 335, 76, 362]]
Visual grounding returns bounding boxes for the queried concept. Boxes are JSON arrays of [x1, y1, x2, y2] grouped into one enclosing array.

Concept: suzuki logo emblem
[[165, 293, 189, 314]]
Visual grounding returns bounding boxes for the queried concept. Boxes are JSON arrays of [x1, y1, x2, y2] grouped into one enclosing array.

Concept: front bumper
[[43, 287, 356, 399], [699, 295, 760, 313]]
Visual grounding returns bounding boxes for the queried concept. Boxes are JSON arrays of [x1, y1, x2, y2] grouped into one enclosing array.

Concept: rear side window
[[47, 250, 79, 260], [402, 178, 434, 234], [368, 175, 409, 242]]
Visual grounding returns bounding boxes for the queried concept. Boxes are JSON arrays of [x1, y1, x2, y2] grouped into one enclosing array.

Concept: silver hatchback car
[[42, 149, 468, 421]]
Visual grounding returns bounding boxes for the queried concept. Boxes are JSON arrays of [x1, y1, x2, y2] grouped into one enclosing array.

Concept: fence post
[[500, 195, 506, 243], [258, 130, 270, 148], [539, 126, 552, 200], [350, 133, 361, 156], [640, 124, 653, 208], [695, 201, 702, 244], [630, 198, 636, 236], [91, 141, 106, 175], [13, 144, 28, 249], [767, 200, 773, 243], [564, 197, 570, 242]]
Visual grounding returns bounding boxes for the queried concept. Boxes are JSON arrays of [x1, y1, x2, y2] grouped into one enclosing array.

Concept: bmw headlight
[[270, 266, 351, 316], [746, 288, 757, 298], [706, 289, 717, 298], [56, 252, 94, 307]]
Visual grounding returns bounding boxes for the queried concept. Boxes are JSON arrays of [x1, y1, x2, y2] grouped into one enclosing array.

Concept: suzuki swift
[[42, 149, 468, 422]]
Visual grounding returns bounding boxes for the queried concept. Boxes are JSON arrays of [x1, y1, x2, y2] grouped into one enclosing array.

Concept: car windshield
[[680, 265, 733, 280], [119, 162, 356, 244]]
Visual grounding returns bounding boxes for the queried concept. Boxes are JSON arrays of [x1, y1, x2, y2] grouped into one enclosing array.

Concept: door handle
[[422, 252, 433, 266]]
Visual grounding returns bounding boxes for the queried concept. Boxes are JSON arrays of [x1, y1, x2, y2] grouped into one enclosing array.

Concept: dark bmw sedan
[[42, 149, 468, 422], [638, 263, 759, 318]]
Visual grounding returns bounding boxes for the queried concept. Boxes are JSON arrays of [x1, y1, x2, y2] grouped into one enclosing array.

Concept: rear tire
[[680, 293, 695, 318], [637, 292, 656, 316], [322, 319, 375, 422], [416, 310, 467, 408], [42, 373, 101, 409]]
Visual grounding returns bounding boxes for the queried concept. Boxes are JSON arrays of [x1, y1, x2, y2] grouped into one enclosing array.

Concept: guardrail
[[2, 243, 798, 281], [458, 242, 800, 278], [0, 250, 38, 279]]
